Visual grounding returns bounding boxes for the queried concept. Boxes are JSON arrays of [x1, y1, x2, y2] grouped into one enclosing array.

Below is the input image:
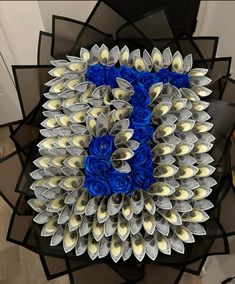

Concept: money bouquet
[[28, 44, 216, 262]]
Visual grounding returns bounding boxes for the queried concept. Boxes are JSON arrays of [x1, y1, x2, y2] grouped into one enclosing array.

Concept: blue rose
[[85, 156, 111, 176], [130, 106, 151, 126], [119, 66, 137, 84], [106, 66, 120, 88], [86, 64, 107, 86], [88, 135, 114, 159], [169, 72, 190, 88], [130, 86, 150, 107], [108, 170, 133, 194], [154, 69, 169, 84], [137, 72, 157, 89], [132, 125, 154, 143], [130, 144, 153, 166], [132, 166, 155, 189], [85, 176, 111, 196]]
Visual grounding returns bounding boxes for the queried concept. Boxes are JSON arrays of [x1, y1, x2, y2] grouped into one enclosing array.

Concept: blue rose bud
[[130, 144, 153, 167], [130, 106, 151, 126], [88, 135, 114, 159], [132, 166, 155, 189], [130, 85, 150, 107], [85, 176, 111, 196], [85, 156, 111, 176], [132, 125, 154, 143], [108, 170, 133, 194]]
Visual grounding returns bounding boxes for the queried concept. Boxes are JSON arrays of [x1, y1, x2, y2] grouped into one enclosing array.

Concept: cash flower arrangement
[[28, 44, 216, 262]]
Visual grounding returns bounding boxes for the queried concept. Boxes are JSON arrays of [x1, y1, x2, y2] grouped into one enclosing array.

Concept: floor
[[0, 126, 15, 158], [0, 126, 229, 284]]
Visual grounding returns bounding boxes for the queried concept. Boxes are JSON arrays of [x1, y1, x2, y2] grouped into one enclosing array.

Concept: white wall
[[0, 1, 46, 124], [195, 1, 235, 77], [0, 1, 45, 66], [0, 50, 22, 125]]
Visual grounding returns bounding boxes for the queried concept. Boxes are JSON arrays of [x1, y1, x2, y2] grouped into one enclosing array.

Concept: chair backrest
[[103, 0, 200, 37], [37, 31, 53, 65], [12, 65, 51, 118], [51, 15, 112, 59]]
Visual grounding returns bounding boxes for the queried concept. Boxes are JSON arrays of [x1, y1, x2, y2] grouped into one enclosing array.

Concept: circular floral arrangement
[[28, 44, 216, 262]]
